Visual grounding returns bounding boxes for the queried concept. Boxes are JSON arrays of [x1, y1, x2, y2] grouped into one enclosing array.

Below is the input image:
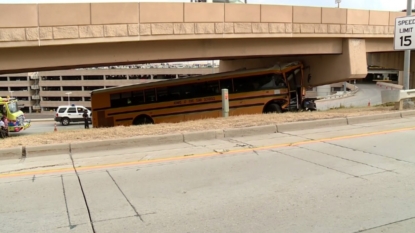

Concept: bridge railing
[[381, 89, 415, 110]]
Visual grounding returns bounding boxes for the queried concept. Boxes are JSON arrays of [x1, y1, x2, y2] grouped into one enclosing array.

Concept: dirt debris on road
[[2, 106, 398, 148]]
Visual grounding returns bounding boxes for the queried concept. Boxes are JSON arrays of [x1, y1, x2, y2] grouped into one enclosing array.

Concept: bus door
[[286, 72, 299, 111]]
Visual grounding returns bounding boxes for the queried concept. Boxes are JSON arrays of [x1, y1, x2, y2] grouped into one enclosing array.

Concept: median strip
[[1, 107, 414, 160]]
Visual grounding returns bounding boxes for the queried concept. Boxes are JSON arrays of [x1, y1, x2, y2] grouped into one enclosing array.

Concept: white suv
[[55, 105, 92, 126]]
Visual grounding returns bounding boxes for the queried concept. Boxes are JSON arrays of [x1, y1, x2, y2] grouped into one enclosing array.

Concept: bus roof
[[91, 61, 302, 95]]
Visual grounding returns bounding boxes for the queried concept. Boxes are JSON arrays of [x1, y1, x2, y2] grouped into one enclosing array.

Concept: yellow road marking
[[1, 126, 414, 179]]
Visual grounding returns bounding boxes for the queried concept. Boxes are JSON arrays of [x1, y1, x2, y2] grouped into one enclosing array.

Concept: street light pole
[[65, 92, 72, 106], [335, 0, 341, 8], [404, 0, 413, 90], [9, 91, 14, 98]]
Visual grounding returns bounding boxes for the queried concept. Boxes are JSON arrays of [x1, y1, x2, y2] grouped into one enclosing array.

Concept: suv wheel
[[61, 117, 70, 126]]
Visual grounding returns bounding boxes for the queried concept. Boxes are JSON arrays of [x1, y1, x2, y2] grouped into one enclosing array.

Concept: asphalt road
[[1, 117, 415, 233], [317, 83, 383, 110], [10, 121, 87, 136]]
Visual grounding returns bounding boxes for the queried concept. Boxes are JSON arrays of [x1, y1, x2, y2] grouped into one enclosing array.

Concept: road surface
[[317, 84, 382, 110], [1, 117, 415, 233], [10, 121, 86, 136]]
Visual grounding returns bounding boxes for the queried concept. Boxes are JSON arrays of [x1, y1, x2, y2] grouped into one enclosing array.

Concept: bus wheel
[[133, 115, 153, 125], [61, 117, 70, 126], [265, 103, 282, 114]]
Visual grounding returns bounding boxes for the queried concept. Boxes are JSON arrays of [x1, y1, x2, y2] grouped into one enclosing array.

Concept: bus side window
[[121, 92, 132, 105], [110, 93, 122, 108], [193, 81, 219, 98], [180, 84, 195, 99], [168, 85, 184, 100], [144, 89, 156, 103], [233, 76, 257, 93], [220, 79, 234, 93], [156, 87, 168, 102], [132, 91, 144, 105]]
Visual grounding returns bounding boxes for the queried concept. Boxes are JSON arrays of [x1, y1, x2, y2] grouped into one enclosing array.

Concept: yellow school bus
[[90, 61, 317, 127]]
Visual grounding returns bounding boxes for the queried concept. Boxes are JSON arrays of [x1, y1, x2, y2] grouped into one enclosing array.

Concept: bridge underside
[[0, 38, 397, 86], [220, 38, 368, 86]]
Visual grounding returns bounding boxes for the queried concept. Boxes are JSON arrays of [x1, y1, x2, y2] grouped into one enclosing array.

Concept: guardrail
[[376, 81, 403, 90], [316, 83, 359, 101], [381, 89, 415, 110]]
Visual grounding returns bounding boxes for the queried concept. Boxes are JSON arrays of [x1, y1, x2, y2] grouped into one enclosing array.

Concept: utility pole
[[404, 0, 413, 90]]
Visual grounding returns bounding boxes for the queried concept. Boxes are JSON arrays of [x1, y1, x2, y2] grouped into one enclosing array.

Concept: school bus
[[90, 61, 317, 128]]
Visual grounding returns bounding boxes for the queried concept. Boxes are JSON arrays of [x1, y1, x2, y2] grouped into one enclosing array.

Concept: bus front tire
[[61, 117, 70, 126], [265, 103, 282, 114], [133, 115, 153, 125]]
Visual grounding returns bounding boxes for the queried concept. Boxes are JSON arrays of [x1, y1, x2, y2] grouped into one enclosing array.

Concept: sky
[[0, 0, 410, 11]]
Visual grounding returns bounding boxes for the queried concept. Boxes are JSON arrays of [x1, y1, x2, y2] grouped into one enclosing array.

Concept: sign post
[[221, 89, 229, 118], [394, 0, 413, 90]]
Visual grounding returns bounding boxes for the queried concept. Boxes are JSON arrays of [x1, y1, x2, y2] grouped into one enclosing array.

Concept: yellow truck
[[0, 97, 31, 133]]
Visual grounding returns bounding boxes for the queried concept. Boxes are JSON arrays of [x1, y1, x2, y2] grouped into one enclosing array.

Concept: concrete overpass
[[0, 2, 408, 86]]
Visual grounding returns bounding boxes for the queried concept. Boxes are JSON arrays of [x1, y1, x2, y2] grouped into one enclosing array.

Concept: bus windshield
[[8, 102, 18, 113]]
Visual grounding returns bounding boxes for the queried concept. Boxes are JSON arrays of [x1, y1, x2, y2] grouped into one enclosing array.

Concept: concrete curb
[[346, 112, 402, 125], [0, 147, 23, 160], [26, 144, 70, 157], [224, 124, 277, 138], [277, 118, 348, 132], [1, 110, 415, 160]]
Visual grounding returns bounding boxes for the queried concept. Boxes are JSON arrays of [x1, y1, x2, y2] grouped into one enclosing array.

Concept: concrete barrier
[[71, 133, 184, 153], [277, 118, 348, 132], [347, 112, 402, 125], [215, 129, 225, 139], [224, 125, 277, 138], [400, 110, 415, 118], [0, 147, 22, 160], [26, 143, 70, 157], [183, 130, 218, 142]]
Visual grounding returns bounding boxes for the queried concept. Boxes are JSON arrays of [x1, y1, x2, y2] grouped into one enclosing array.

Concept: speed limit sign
[[394, 15, 415, 50]]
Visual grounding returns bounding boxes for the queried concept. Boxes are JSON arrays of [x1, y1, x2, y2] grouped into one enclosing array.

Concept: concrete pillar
[[398, 71, 403, 85], [176, 74, 179, 79], [151, 75, 153, 80]]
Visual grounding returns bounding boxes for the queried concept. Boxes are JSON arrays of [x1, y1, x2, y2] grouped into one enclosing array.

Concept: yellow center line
[[1, 126, 414, 179]]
